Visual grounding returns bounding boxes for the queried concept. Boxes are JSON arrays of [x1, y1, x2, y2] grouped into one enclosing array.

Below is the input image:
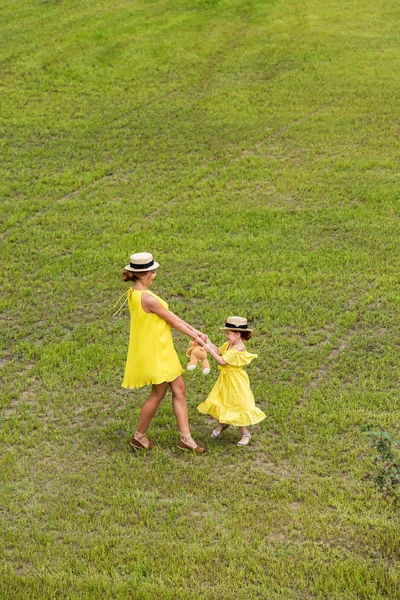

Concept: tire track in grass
[[300, 337, 349, 401], [296, 283, 378, 406]]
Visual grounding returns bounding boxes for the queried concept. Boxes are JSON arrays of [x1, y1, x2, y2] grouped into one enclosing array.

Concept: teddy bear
[[186, 341, 210, 375]]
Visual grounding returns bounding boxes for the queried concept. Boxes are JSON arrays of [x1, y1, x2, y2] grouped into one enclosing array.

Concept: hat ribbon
[[225, 322, 248, 329], [130, 259, 154, 269]]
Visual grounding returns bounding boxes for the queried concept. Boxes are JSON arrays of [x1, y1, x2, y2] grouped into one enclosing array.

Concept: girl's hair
[[240, 331, 252, 341], [122, 269, 140, 282]]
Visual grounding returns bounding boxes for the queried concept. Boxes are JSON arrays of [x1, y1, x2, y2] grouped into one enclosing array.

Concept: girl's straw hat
[[221, 316, 253, 332], [124, 252, 160, 272]]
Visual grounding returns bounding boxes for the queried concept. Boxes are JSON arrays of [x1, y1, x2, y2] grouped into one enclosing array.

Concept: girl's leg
[[169, 376, 203, 450], [134, 382, 168, 443], [237, 426, 251, 447], [214, 423, 224, 436], [211, 422, 230, 438]]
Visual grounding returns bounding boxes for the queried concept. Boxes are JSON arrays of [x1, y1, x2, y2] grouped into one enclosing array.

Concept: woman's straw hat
[[124, 252, 160, 272], [221, 316, 253, 332]]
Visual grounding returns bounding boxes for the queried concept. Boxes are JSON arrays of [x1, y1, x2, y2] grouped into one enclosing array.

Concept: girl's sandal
[[211, 424, 230, 439], [237, 432, 251, 447]]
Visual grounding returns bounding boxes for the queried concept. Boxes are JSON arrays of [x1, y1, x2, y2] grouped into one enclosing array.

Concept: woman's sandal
[[178, 434, 207, 454], [129, 432, 154, 450], [210, 423, 230, 439], [237, 432, 251, 447]]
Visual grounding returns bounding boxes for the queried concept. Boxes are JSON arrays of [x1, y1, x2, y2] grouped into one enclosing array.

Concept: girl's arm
[[142, 293, 206, 341], [204, 343, 227, 366], [204, 337, 221, 354], [198, 339, 227, 366]]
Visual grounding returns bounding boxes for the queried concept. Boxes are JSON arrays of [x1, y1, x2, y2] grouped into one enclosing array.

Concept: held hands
[[196, 337, 212, 353], [193, 329, 208, 344], [191, 330, 215, 355]]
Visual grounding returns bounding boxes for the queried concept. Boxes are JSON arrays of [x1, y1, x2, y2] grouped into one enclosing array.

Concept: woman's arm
[[142, 293, 206, 341]]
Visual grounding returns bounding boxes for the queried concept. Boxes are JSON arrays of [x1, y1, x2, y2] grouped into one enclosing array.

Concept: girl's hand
[[202, 338, 221, 356], [199, 340, 212, 353]]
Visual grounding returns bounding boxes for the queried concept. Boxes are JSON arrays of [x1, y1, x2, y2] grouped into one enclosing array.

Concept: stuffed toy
[[186, 341, 210, 375]]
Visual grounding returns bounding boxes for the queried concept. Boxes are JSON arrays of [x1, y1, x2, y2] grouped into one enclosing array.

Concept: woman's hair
[[240, 331, 252, 341], [122, 269, 140, 282]]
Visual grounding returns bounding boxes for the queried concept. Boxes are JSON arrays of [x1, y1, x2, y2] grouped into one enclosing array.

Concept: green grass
[[1, 0, 400, 598]]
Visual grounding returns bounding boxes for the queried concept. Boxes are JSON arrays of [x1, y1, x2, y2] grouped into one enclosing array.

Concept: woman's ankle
[[134, 431, 151, 446], [180, 432, 197, 449]]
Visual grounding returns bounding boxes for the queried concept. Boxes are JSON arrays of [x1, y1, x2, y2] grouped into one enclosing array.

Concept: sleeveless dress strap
[[113, 289, 132, 317]]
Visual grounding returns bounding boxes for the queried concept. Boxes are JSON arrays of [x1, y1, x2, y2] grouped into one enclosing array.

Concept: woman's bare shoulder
[[141, 291, 160, 312]]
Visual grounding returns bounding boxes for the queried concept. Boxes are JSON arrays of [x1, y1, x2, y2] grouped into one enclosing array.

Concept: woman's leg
[[135, 382, 168, 434], [169, 376, 203, 450], [169, 375, 190, 433]]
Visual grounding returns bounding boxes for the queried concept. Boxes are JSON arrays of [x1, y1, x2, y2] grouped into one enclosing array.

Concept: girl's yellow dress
[[197, 342, 266, 426], [122, 289, 184, 388]]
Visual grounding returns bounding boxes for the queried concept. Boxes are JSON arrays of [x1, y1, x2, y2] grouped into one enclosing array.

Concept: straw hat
[[124, 252, 160, 272], [221, 316, 253, 332]]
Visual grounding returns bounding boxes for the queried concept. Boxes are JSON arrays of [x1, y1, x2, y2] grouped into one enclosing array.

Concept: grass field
[[1, 0, 400, 598]]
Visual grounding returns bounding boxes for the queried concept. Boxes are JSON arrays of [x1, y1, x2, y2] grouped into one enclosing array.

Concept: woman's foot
[[129, 431, 154, 450], [178, 433, 207, 454], [237, 432, 251, 447], [210, 423, 230, 439]]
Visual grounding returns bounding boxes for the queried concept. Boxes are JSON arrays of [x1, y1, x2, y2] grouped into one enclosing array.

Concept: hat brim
[[220, 326, 253, 332], [124, 261, 160, 273]]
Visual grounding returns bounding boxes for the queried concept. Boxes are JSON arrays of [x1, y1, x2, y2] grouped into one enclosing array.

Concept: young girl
[[197, 316, 266, 446]]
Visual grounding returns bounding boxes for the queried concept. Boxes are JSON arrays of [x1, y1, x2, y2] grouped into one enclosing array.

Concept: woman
[[120, 252, 206, 454]]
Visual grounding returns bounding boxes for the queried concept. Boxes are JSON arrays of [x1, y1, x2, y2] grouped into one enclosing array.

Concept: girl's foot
[[210, 423, 230, 439], [237, 432, 251, 447], [178, 433, 207, 454], [130, 431, 154, 450]]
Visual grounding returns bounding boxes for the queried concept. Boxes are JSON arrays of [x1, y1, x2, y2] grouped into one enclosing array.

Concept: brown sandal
[[178, 434, 207, 454], [129, 433, 154, 450]]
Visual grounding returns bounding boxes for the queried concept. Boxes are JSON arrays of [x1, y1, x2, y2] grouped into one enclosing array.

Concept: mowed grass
[[1, 0, 400, 598]]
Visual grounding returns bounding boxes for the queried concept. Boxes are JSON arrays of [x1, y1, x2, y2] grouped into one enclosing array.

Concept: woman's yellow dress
[[197, 342, 266, 426], [122, 289, 184, 388]]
